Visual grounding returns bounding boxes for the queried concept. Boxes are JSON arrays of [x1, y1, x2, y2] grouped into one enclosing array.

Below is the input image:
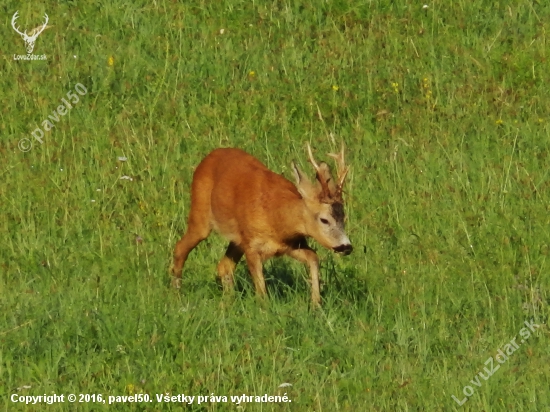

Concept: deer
[[11, 11, 49, 54], [171, 143, 352, 306]]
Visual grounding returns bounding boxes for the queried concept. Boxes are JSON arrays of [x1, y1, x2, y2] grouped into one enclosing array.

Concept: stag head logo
[[12, 11, 49, 54]]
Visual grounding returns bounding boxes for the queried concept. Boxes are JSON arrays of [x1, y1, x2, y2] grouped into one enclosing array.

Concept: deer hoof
[[171, 277, 182, 289]]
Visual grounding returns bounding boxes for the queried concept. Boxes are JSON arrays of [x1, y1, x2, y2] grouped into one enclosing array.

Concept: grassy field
[[1, 0, 549, 410]]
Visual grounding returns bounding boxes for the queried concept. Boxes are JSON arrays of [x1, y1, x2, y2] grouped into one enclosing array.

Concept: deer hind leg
[[288, 245, 321, 306], [171, 202, 212, 289], [244, 251, 267, 298], [217, 242, 243, 291]]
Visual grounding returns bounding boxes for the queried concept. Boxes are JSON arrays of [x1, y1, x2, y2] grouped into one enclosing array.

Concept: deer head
[[12, 11, 49, 54], [292, 142, 352, 255]]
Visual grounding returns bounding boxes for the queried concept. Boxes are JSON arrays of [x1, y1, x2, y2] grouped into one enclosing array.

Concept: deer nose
[[333, 244, 353, 255]]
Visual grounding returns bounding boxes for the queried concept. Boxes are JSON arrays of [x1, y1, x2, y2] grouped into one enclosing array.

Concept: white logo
[[12, 11, 48, 58]]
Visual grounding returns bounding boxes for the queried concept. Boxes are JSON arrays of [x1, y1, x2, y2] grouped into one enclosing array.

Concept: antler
[[306, 142, 340, 201], [11, 11, 26, 36], [28, 13, 49, 38], [306, 142, 321, 173], [327, 142, 349, 194], [11, 11, 49, 38]]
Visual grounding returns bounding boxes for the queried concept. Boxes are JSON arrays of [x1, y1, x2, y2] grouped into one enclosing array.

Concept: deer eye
[[320, 218, 329, 225]]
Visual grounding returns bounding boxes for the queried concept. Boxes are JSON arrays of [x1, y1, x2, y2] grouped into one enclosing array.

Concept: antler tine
[[327, 142, 349, 189], [306, 142, 321, 173]]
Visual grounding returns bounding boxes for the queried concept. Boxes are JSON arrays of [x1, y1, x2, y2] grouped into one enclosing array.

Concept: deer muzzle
[[333, 243, 353, 255]]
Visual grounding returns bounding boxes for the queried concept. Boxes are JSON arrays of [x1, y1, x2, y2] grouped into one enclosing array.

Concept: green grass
[[1, 0, 549, 410]]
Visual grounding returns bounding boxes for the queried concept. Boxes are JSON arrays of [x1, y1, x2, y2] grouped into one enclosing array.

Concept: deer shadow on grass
[[318, 256, 369, 305], [226, 256, 368, 305], [225, 260, 301, 303]]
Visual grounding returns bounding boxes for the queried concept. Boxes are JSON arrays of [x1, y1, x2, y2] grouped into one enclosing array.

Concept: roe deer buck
[[171, 143, 352, 305]]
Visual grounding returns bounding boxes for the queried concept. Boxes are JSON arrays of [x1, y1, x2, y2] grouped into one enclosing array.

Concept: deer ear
[[291, 161, 316, 200]]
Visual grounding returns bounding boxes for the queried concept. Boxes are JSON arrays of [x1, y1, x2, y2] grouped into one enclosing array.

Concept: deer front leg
[[244, 251, 267, 298], [288, 247, 321, 306]]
